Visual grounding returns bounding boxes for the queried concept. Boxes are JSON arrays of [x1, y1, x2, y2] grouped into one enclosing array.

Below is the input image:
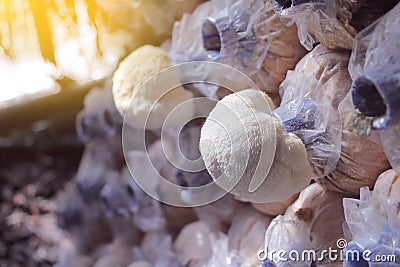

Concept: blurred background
[[0, 1, 197, 265]]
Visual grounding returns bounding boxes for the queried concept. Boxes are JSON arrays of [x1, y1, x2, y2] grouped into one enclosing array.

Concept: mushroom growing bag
[[274, 45, 389, 195], [348, 3, 400, 175], [169, 0, 306, 103], [270, 0, 399, 51], [343, 169, 400, 266]]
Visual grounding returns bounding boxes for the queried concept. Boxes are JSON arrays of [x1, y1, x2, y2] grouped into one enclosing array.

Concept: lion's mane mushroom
[[200, 89, 313, 203], [112, 45, 194, 130], [264, 183, 346, 266]]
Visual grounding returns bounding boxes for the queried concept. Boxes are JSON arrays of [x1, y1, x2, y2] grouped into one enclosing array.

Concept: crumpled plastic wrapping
[[270, 0, 354, 50], [349, 3, 400, 91], [273, 44, 389, 195], [57, 82, 174, 266], [121, 168, 166, 233], [343, 169, 400, 266], [270, 0, 399, 51], [274, 71, 341, 178], [56, 182, 113, 254], [169, 1, 214, 63], [169, 0, 306, 104], [263, 183, 346, 267], [273, 45, 346, 178], [170, 0, 269, 74], [347, 3, 400, 175], [75, 84, 124, 179], [252, 2, 307, 104], [205, 234, 241, 267], [322, 88, 390, 195]]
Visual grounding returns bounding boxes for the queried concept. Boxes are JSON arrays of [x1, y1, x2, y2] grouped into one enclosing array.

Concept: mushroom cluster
[[54, 1, 400, 267]]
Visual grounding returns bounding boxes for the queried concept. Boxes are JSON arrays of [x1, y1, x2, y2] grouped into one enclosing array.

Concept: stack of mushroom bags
[[55, 0, 400, 266]]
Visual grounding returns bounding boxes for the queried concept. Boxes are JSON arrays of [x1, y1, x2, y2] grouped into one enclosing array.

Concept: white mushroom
[[228, 206, 272, 265], [112, 45, 194, 130], [173, 221, 213, 266], [373, 169, 400, 203], [251, 193, 299, 216], [264, 183, 346, 266], [200, 89, 313, 202]]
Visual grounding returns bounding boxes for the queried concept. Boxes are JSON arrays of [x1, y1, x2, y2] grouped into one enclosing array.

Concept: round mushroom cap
[[173, 221, 212, 266], [252, 193, 299, 216], [112, 45, 194, 130], [200, 89, 313, 202], [264, 183, 346, 266], [373, 169, 400, 206], [228, 206, 272, 265]]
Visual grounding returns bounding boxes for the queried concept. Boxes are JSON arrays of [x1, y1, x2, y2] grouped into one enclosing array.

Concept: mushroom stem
[[351, 59, 400, 130]]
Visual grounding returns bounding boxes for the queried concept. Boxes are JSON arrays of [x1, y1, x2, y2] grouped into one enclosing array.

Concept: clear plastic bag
[[76, 83, 122, 144], [169, 0, 306, 104], [270, 0, 353, 50], [205, 233, 241, 267], [273, 45, 346, 178], [170, 0, 269, 74], [343, 169, 400, 266], [273, 70, 341, 178], [274, 44, 390, 195], [347, 3, 400, 174]]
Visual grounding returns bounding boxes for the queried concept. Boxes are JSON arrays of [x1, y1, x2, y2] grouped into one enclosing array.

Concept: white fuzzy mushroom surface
[[199, 89, 313, 203], [112, 45, 194, 130]]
